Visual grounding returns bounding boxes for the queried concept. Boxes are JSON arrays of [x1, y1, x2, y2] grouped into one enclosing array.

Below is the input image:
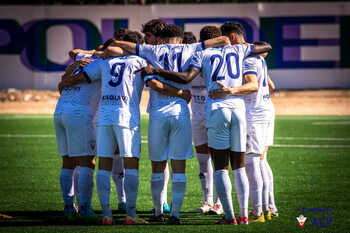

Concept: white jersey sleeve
[[190, 50, 204, 71], [84, 59, 102, 82], [75, 53, 91, 61], [243, 56, 258, 76]]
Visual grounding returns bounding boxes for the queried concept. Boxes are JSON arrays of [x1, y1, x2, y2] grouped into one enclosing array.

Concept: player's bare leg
[[149, 160, 167, 222], [211, 148, 237, 224], [230, 151, 249, 224], [96, 157, 113, 224], [60, 156, 78, 218], [77, 155, 96, 217], [123, 157, 148, 224], [167, 159, 186, 225]]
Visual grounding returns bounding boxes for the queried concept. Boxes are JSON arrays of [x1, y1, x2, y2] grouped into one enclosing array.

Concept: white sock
[[260, 158, 270, 212], [245, 155, 263, 216], [73, 166, 80, 206], [78, 166, 94, 209], [151, 173, 164, 216], [265, 152, 277, 212], [214, 169, 234, 220], [60, 168, 74, 206], [197, 153, 214, 205], [124, 169, 139, 218], [112, 154, 126, 203], [233, 167, 249, 218], [96, 169, 112, 218], [171, 173, 186, 219], [162, 162, 169, 205]]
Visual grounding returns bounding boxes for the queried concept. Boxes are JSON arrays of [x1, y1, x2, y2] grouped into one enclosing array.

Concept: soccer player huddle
[[55, 19, 278, 225]]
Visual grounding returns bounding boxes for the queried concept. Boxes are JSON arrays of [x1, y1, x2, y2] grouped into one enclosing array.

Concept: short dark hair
[[100, 38, 115, 51], [200, 26, 221, 41], [183, 32, 197, 44], [220, 22, 245, 37], [114, 28, 131, 40], [159, 24, 184, 39], [141, 19, 166, 36], [123, 31, 144, 44]]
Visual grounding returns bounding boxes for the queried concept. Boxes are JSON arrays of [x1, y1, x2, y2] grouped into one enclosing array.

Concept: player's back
[[55, 54, 100, 117], [98, 55, 146, 127], [243, 55, 273, 123], [137, 43, 203, 116], [196, 44, 253, 112]]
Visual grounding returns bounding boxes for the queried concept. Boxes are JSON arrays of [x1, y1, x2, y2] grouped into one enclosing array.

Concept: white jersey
[[243, 55, 274, 123], [190, 44, 254, 115], [54, 53, 101, 117], [190, 74, 206, 115], [136, 42, 205, 116], [84, 55, 146, 128]]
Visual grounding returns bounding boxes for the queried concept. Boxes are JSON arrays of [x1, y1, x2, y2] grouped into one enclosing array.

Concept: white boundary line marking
[[0, 134, 55, 138], [312, 121, 350, 125], [275, 136, 350, 141], [272, 144, 350, 148], [1, 134, 349, 148]]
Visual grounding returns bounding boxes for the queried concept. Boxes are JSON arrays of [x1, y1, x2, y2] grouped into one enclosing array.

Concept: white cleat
[[208, 203, 224, 215], [191, 202, 213, 213]]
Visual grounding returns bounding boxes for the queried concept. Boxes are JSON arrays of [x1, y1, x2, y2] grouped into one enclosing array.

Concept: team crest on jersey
[[90, 140, 96, 151], [296, 214, 307, 229]]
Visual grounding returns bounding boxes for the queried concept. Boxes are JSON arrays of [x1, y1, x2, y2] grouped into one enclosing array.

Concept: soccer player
[[55, 48, 99, 220], [59, 31, 191, 225], [105, 24, 230, 224], [141, 19, 171, 214], [135, 22, 271, 224], [183, 29, 223, 215]]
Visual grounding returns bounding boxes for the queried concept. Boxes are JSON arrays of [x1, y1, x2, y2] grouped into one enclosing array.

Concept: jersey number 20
[[211, 53, 240, 81]]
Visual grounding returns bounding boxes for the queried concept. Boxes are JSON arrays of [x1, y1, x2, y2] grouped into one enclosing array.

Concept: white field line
[[1, 134, 349, 148], [273, 144, 350, 148], [275, 136, 350, 141], [0, 134, 55, 138], [0, 115, 52, 120], [312, 121, 350, 125]]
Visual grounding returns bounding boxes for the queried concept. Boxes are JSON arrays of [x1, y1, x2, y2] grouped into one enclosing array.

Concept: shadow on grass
[[0, 211, 222, 227]]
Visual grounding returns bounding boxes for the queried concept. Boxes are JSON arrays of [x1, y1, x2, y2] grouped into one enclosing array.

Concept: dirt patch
[[0, 89, 349, 115]]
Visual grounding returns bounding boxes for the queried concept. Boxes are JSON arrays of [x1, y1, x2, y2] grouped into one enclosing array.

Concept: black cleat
[[149, 214, 165, 222], [167, 216, 180, 225]]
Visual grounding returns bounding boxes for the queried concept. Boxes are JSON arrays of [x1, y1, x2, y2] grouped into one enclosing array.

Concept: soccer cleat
[[191, 202, 213, 213], [118, 202, 126, 212], [149, 202, 171, 213], [78, 204, 99, 224], [64, 204, 78, 222], [124, 216, 149, 225], [215, 217, 238, 225], [149, 214, 165, 222], [248, 213, 265, 223], [238, 216, 248, 225], [208, 203, 224, 215], [264, 210, 272, 221], [163, 202, 171, 213], [102, 216, 113, 225], [167, 216, 180, 225], [270, 209, 279, 217]]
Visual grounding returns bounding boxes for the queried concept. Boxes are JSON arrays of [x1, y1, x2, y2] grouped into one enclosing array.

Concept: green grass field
[[0, 114, 349, 233]]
